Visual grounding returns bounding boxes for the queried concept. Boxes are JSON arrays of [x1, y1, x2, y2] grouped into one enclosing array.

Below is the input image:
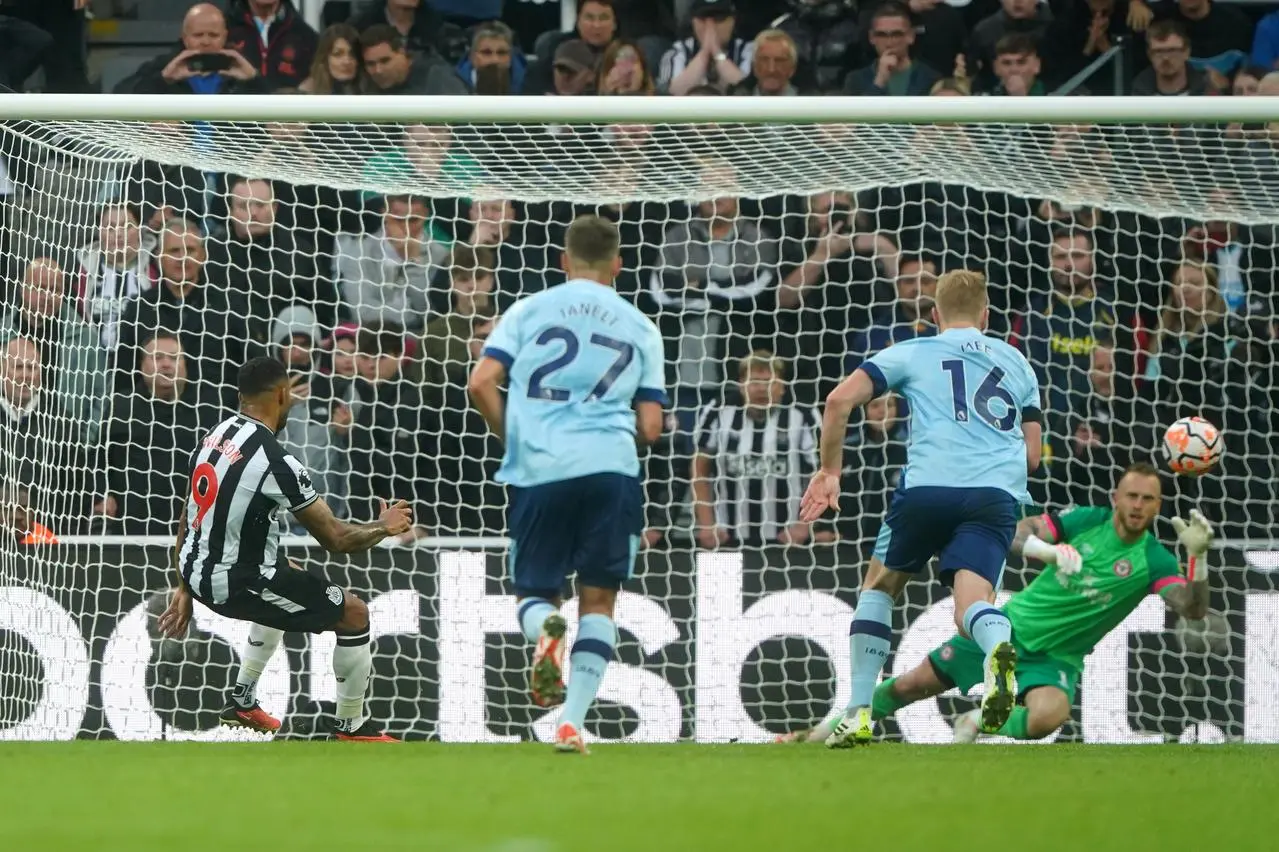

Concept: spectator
[[1252, 11, 1279, 72], [456, 195, 555, 312], [691, 350, 827, 549], [548, 39, 599, 95], [96, 332, 222, 535], [988, 33, 1045, 96], [533, 0, 617, 85], [271, 305, 348, 524], [837, 392, 908, 544], [1179, 193, 1268, 316], [966, 0, 1052, 93], [335, 195, 446, 333], [0, 482, 57, 545], [660, 0, 752, 95], [729, 29, 799, 96], [347, 324, 433, 541], [1157, 0, 1252, 74], [845, 253, 939, 373], [299, 23, 364, 93], [363, 123, 483, 198], [422, 307, 503, 535], [423, 245, 496, 348], [0, 338, 52, 502], [2, 0, 90, 93], [1141, 259, 1277, 535], [771, 0, 862, 94], [845, 2, 941, 96], [0, 15, 52, 93], [117, 217, 249, 404], [1232, 63, 1265, 96], [1037, 339, 1135, 510], [776, 190, 889, 397], [647, 157, 780, 455], [930, 75, 972, 95], [111, 124, 208, 228], [1016, 227, 1116, 424], [224, 0, 317, 90], [77, 202, 154, 351], [859, 0, 967, 83], [455, 20, 527, 95], [114, 3, 266, 95], [597, 39, 657, 95], [1132, 19, 1225, 95], [360, 24, 467, 95], [206, 176, 326, 344], [350, 0, 447, 60], [0, 258, 107, 444]]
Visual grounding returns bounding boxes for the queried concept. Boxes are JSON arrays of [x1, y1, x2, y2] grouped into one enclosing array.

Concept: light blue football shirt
[[860, 327, 1042, 503], [481, 279, 669, 488]]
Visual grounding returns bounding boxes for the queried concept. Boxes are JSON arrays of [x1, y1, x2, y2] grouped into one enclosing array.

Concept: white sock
[[333, 628, 372, 731], [231, 624, 283, 708]]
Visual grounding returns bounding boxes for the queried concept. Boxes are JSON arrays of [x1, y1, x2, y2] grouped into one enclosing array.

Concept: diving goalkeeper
[[784, 461, 1213, 743]]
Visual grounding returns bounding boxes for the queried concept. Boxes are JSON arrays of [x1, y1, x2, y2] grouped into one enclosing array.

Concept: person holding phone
[[114, 3, 266, 95]]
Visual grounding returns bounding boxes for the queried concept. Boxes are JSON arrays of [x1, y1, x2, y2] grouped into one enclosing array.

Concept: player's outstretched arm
[[1162, 509, 1213, 620], [799, 369, 876, 522], [468, 356, 507, 443], [1012, 515, 1082, 577], [294, 497, 413, 554]]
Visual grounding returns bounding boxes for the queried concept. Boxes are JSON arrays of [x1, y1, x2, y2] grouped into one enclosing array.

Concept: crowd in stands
[[1, 0, 1278, 549]]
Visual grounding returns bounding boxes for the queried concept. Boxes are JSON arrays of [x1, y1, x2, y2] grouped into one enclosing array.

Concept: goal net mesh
[[0, 115, 1276, 743]]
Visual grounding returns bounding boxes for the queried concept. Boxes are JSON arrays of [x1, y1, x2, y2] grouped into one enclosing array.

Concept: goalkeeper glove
[[1022, 535, 1083, 578], [1171, 509, 1214, 582]]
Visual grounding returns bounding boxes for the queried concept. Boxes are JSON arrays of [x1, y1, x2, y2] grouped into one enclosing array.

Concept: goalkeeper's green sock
[[871, 677, 907, 720], [996, 706, 1031, 739]]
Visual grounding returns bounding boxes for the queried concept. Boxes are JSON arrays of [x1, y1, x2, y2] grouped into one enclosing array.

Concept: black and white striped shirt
[[179, 414, 319, 604], [657, 36, 755, 91], [694, 402, 818, 544]]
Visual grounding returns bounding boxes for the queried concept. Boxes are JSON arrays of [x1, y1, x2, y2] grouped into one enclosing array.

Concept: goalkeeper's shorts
[[928, 635, 1081, 704]]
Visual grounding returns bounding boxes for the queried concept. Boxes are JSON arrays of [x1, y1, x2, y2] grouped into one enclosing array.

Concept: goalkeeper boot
[[824, 706, 873, 749], [980, 642, 1019, 734], [554, 722, 589, 755], [335, 718, 399, 742], [530, 613, 568, 708], [219, 700, 281, 735], [952, 709, 982, 744]]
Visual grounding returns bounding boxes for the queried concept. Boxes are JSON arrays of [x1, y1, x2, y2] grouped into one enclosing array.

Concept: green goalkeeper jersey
[[1004, 506, 1184, 670]]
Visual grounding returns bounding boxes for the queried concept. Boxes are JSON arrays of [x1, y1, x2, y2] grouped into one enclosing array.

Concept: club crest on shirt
[[1113, 559, 1133, 578], [939, 645, 954, 661]]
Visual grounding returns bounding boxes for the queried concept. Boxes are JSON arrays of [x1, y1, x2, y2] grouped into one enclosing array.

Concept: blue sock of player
[[962, 600, 1013, 657], [517, 597, 558, 643], [232, 623, 283, 708], [559, 613, 616, 731], [847, 589, 894, 711]]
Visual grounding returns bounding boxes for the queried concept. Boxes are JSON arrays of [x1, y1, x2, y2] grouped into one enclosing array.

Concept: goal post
[[0, 94, 1277, 743]]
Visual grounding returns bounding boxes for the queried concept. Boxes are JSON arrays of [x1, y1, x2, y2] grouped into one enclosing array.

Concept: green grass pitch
[[3, 743, 1277, 851]]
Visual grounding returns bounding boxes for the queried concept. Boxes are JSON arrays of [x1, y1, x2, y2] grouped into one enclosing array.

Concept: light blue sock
[[963, 600, 1013, 657], [847, 589, 894, 711], [517, 597, 557, 643], [559, 613, 616, 731]]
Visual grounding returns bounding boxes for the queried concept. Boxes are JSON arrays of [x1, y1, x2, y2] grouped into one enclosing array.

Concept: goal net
[[0, 96, 1277, 744]]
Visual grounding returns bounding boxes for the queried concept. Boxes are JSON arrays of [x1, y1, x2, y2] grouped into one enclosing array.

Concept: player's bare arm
[[468, 356, 507, 443], [799, 369, 875, 522], [294, 497, 413, 554], [1022, 419, 1043, 473], [1012, 514, 1083, 576], [633, 400, 663, 447], [159, 504, 193, 639]]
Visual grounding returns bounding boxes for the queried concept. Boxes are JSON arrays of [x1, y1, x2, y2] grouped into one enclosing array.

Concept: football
[[1161, 416, 1223, 476]]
